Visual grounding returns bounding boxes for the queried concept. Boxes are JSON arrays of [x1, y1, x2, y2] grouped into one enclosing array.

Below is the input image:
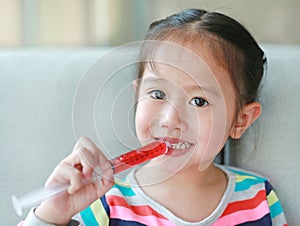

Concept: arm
[[265, 181, 288, 225], [18, 208, 85, 226]]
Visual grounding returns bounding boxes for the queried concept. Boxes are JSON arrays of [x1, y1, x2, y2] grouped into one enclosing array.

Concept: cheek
[[194, 116, 212, 142], [135, 100, 157, 142], [194, 106, 228, 160]]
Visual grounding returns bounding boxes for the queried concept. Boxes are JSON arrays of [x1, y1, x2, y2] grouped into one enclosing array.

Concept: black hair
[[138, 8, 266, 113]]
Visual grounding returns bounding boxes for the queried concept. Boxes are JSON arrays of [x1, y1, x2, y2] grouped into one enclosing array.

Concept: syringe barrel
[[111, 141, 167, 174]]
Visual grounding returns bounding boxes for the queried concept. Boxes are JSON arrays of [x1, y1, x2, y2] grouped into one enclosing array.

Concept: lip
[[154, 137, 193, 157]]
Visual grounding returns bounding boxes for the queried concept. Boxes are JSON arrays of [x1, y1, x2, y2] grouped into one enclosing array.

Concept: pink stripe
[[213, 200, 270, 226], [110, 205, 175, 226]]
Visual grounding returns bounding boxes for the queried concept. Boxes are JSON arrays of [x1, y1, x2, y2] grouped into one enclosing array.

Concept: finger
[[74, 137, 110, 170], [94, 166, 114, 197], [77, 146, 112, 180], [63, 146, 96, 179], [66, 145, 112, 187], [46, 161, 84, 195], [74, 137, 100, 156], [62, 162, 85, 195], [78, 146, 97, 179], [102, 166, 114, 187]]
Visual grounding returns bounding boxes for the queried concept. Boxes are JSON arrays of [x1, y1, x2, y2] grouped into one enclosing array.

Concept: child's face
[[135, 42, 237, 172]]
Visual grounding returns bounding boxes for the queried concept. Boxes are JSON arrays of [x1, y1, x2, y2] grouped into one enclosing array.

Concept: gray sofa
[[1, 45, 299, 225]]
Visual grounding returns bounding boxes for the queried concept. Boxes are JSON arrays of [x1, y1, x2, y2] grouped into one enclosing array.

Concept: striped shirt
[[79, 165, 287, 226]]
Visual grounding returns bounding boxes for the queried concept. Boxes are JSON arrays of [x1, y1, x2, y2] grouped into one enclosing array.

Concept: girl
[[20, 9, 287, 225]]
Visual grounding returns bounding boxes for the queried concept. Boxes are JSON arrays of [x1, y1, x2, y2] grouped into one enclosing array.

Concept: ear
[[230, 102, 261, 139], [133, 79, 138, 94]]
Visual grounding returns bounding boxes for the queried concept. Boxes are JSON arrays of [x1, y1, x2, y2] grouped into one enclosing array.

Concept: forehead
[[142, 40, 231, 84], [141, 41, 232, 93], [142, 63, 208, 89]]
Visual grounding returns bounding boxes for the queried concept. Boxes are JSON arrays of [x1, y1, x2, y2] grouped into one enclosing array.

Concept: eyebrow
[[141, 77, 220, 97], [141, 77, 168, 85]]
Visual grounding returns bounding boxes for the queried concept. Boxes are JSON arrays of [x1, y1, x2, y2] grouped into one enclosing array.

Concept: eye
[[149, 90, 166, 100], [190, 97, 209, 107]]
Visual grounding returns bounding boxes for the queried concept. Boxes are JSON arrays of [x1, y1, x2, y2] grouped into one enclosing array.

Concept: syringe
[[12, 141, 167, 216]]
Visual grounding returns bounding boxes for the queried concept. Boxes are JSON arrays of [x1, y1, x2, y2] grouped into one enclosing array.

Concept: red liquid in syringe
[[110, 141, 167, 174]]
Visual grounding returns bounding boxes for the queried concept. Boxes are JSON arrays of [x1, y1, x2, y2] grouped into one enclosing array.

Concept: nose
[[159, 103, 188, 131]]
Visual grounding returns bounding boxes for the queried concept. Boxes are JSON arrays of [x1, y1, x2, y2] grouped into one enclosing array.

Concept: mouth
[[167, 142, 191, 150], [155, 137, 193, 157]]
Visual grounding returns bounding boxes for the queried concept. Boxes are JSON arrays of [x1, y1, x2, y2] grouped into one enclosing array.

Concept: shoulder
[[219, 165, 270, 204], [221, 165, 268, 188], [218, 165, 288, 225], [220, 164, 267, 179], [221, 165, 275, 200]]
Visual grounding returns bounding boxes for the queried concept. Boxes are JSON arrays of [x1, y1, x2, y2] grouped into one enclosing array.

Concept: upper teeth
[[168, 142, 191, 150]]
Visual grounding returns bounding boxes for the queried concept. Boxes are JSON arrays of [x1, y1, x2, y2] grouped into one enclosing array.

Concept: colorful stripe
[[269, 200, 284, 218], [90, 198, 109, 225], [80, 205, 100, 226], [214, 200, 270, 225], [111, 183, 136, 196], [221, 190, 267, 216], [79, 167, 287, 226], [264, 180, 285, 219], [235, 174, 266, 192], [109, 205, 174, 225], [107, 195, 167, 219], [236, 213, 272, 226], [80, 197, 110, 226], [109, 218, 146, 226]]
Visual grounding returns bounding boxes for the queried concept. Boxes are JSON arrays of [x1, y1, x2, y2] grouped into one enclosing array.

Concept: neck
[[135, 163, 225, 190]]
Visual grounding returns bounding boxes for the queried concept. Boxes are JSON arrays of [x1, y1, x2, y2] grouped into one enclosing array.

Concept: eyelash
[[148, 90, 209, 107], [149, 90, 166, 100], [189, 97, 209, 107]]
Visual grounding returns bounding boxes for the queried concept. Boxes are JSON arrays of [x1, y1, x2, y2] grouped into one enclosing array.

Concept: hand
[[34, 137, 114, 225]]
